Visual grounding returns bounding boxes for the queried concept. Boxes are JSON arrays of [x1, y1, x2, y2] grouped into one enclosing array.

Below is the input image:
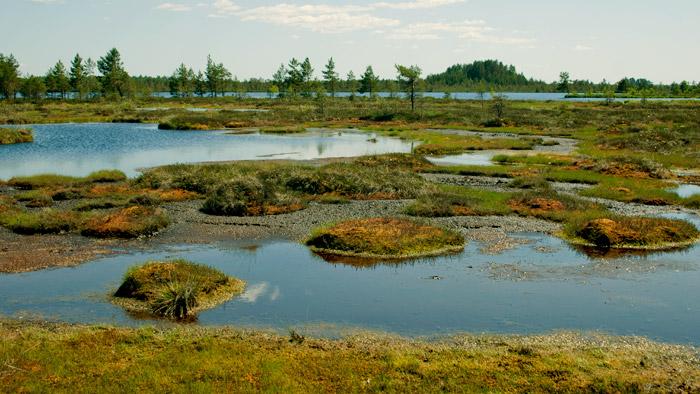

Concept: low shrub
[[85, 170, 127, 183], [81, 206, 169, 238], [113, 259, 245, 320], [0, 209, 81, 235], [306, 217, 465, 258], [565, 216, 699, 249], [0, 127, 33, 144]]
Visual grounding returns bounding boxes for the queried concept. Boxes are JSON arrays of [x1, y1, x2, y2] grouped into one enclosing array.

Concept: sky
[[1, 0, 699, 83]]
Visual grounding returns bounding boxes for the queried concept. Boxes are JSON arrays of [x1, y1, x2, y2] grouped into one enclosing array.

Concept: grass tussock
[[306, 217, 465, 259], [405, 185, 512, 217], [113, 260, 245, 320], [0, 209, 82, 235], [564, 216, 700, 249], [137, 158, 433, 216], [7, 170, 126, 189], [508, 186, 605, 223], [81, 206, 169, 238], [0, 127, 33, 144], [1, 320, 698, 393]]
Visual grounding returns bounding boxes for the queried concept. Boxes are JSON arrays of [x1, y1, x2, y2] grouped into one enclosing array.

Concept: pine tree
[[70, 54, 85, 99], [359, 65, 379, 97], [322, 58, 339, 98], [97, 48, 130, 97]]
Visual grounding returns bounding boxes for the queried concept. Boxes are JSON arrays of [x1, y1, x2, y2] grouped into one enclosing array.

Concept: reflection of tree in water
[[316, 142, 328, 155]]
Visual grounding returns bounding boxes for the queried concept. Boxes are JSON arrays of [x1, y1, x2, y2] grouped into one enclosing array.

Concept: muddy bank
[[0, 199, 556, 273]]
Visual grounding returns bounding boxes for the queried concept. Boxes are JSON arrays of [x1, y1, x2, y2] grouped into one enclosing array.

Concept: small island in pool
[[306, 217, 465, 259], [0, 127, 33, 145], [112, 260, 246, 320], [563, 216, 700, 250]]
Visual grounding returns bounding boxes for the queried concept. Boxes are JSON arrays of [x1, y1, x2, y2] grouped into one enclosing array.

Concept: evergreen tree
[[46, 60, 70, 99], [83, 58, 101, 99], [97, 48, 130, 97], [346, 70, 357, 99], [557, 72, 570, 93], [20, 76, 46, 100], [169, 63, 195, 97], [272, 63, 287, 96], [69, 54, 86, 99], [300, 57, 314, 97], [395, 64, 421, 111], [322, 58, 339, 97], [194, 71, 206, 97], [0, 53, 21, 99], [359, 65, 379, 97], [205, 55, 231, 97]]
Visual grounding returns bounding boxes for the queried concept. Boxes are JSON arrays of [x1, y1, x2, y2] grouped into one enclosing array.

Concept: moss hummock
[[564, 216, 699, 250], [112, 260, 245, 320], [0, 127, 33, 145], [306, 217, 465, 259]]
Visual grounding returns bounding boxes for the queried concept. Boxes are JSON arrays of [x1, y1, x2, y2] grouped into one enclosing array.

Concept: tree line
[[1, 49, 698, 101]]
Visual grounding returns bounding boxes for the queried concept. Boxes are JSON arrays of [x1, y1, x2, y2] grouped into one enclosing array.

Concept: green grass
[[113, 260, 245, 320], [1, 320, 698, 393], [137, 158, 435, 216], [306, 217, 465, 259], [405, 184, 512, 217], [0, 209, 83, 235], [492, 153, 575, 166], [0, 127, 33, 144], [6, 170, 127, 189]]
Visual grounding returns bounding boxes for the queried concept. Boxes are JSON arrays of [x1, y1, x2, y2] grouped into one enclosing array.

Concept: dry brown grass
[[306, 217, 464, 259]]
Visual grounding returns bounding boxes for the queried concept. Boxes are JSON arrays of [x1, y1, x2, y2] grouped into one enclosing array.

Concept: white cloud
[[239, 282, 269, 303], [574, 44, 594, 51], [372, 0, 465, 10], [209, 0, 240, 16], [236, 4, 400, 33], [29, 0, 62, 4], [387, 20, 534, 45], [156, 3, 192, 12]]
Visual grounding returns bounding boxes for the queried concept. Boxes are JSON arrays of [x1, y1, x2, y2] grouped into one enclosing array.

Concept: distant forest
[[1, 49, 698, 99]]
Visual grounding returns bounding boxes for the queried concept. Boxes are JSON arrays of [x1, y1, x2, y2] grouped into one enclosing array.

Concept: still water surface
[[0, 123, 413, 179], [1, 232, 698, 344]]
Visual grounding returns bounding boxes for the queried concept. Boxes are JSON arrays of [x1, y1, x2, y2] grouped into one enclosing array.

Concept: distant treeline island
[[1, 49, 698, 100]]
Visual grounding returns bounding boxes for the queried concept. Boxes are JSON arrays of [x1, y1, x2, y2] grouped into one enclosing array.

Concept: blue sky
[[2, 0, 698, 83]]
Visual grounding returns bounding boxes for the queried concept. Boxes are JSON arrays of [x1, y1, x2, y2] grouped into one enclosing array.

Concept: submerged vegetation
[[306, 218, 465, 259], [0, 127, 32, 144], [113, 260, 245, 320]]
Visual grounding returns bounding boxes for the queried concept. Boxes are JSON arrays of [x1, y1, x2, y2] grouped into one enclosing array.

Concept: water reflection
[[1, 233, 699, 344], [0, 123, 413, 179]]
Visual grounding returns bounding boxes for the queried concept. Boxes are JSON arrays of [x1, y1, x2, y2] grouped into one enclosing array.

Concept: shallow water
[[673, 184, 700, 198], [0, 123, 412, 179], [1, 232, 699, 344], [427, 152, 495, 166]]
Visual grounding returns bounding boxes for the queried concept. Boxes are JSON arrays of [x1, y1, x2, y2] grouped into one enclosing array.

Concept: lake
[[0, 123, 413, 179], [1, 230, 699, 344]]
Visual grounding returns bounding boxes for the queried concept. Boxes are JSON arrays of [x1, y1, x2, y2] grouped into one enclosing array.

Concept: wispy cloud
[[209, 0, 239, 17], [372, 0, 465, 10], [574, 44, 594, 51], [29, 0, 63, 4], [236, 4, 400, 33], [156, 2, 192, 12], [387, 20, 535, 45]]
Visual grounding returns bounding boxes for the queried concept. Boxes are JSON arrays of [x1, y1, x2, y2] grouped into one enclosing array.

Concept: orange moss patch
[[151, 189, 200, 202], [245, 203, 306, 216], [306, 218, 465, 259], [571, 217, 699, 249], [82, 206, 169, 238], [509, 198, 565, 216], [87, 185, 133, 197]]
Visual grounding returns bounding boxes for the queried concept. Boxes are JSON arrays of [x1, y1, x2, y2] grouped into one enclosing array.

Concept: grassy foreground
[[0, 320, 698, 393]]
